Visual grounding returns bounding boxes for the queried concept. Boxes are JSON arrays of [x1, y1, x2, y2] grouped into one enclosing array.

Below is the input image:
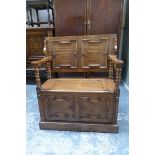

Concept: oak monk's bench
[[31, 34, 123, 133]]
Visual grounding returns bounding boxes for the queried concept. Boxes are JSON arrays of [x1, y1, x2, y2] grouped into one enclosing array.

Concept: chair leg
[[47, 5, 51, 26], [26, 9, 31, 27], [36, 87, 45, 121], [113, 88, 120, 124], [36, 9, 40, 27], [29, 9, 34, 27]]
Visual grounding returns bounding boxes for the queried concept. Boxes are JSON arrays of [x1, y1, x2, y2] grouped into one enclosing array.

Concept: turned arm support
[[31, 56, 52, 88], [108, 55, 124, 89]]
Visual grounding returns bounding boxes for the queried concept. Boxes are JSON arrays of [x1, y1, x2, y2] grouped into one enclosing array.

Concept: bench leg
[[36, 88, 45, 121]]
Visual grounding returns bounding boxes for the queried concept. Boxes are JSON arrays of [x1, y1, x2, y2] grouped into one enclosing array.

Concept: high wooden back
[[44, 34, 117, 73]]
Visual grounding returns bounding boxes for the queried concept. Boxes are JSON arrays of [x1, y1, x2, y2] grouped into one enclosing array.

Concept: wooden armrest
[[31, 56, 52, 88], [108, 55, 123, 65], [108, 55, 123, 90], [31, 56, 52, 66]]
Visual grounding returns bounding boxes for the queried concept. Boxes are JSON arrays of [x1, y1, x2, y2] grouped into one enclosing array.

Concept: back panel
[[45, 34, 117, 72]]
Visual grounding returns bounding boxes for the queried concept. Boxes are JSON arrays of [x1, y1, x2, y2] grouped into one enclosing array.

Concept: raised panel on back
[[51, 38, 78, 69], [81, 38, 108, 69]]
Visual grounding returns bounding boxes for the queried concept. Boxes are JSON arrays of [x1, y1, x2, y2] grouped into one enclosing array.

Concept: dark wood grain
[[53, 0, 123, 45], [54, 0, 87, 36], [88, 0, 122, 35]]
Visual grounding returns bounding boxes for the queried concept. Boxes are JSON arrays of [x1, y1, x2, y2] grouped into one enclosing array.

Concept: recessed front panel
[[41, 91, 115, 123], [78, 94, 114, 123], [43, 93, 76, 121]]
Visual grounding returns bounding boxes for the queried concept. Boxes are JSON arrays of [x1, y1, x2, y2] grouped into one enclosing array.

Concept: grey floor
[[26, 81, 128, 155]]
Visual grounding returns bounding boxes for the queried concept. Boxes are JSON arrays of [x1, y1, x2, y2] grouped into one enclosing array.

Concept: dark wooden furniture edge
[[39, 121, 119, 133]]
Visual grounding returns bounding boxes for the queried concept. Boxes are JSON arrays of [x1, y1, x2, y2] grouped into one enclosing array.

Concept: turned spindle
[[109, 60, 114, 79], [115, 65, 122, 89], [46, 61, 52, 79], [34, 66, 41, 88]]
